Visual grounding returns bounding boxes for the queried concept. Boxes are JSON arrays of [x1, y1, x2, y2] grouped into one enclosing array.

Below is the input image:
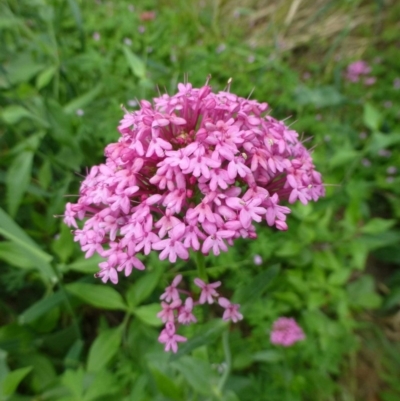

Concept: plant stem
[[195, 252, 207, 282], [217, 330, 231, 395]]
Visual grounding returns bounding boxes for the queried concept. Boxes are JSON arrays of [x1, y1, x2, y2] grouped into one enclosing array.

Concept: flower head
[[346, 60, 375, 84], [218, 297, 243, 323], [194, 278, 221, 304], [270, 317, 305, 347], [158, 322, 187, 353], [63, 79, 324, 283]]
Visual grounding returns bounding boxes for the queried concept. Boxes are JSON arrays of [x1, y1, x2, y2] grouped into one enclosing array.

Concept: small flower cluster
[[157, 274, 242, 352], [346, 61, 375, 85], [63, 79, 324, 284], [270, 317, 305, 347]]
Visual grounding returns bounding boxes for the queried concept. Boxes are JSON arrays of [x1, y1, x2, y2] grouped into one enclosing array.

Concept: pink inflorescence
[[157, 274, 242, 353], [345, 60, 375, 85], [63, 79, 324, 284], [270, 317, 305, 347]]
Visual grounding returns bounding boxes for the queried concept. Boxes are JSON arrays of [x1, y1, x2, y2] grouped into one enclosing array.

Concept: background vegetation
[[1, 0, 400, 400]]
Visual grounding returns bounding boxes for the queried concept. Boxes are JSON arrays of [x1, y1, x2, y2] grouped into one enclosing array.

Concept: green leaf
[[360, 218, 396, 235], [37, 159, 52, 190], [64, 339, 84, 368], [122, 46, 146, 79], [63, 84, 103, 114], [233, 265, 280, 304], [133, 303, 162, 326], [87, 326, 123, 372], [66, 0, 85, 50], [0, 241, 36, 269], [6, 151, 34, 217], [172, 356, 214, 395], [347, 275, 381, 309], [0, 105, 35, 124], [1, 366, 32, 396], [126, 268, 163, 309], [5, 55, 44, 86], [51, 223, 75, 263], [83, 370, 119, 401], [252, 350, 282, 363], [367, 132, 400, 153], [170, 319, 227, 361], [18, 354, 56, 393], [293, 85, 344, 107], [328, 149, 359, 169], [19, 291, 64, 324], [65, 283, 127, 310], [363, 102, 381, 131], [62, 368, 84, 399], [0, 350, 9, 387], [66, 254, 103, 274], [148, 364, 182, 401], [0, 207, 55, 282], [36, 65, 57, 89]]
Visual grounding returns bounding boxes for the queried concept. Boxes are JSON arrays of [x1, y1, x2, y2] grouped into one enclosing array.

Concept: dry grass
[[217, 0, 392, 63]]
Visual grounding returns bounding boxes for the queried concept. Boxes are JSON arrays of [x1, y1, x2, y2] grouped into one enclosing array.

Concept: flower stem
[[195, 252, 207, 282], [217, 330, 231, 394]]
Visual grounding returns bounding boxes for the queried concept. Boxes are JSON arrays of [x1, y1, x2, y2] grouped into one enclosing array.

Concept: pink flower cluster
[[63, 79, 324, 283], [157, 274, 242, 352], [346, 61, 375, 85], [270, 317, 305, 347]]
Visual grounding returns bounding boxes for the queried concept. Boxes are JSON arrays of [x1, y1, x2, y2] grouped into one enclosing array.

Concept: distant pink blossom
[[346, 60, 376, 86], [253, 254, 262, 265], [346, 60, 371, 82], [364, 77, 376, 86], [270, 317, 305, 347]]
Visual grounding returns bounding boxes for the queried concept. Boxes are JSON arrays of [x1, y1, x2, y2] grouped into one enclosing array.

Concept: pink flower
[[270, 317, 305, 347], [160, 274, 182, 302], [157, 299, 182, 323], [158, 322, 187, 353], [194, 278, 221, 304], [177, 297, 197, 324], [63, 79, 324, 283], [253, 254, 263, 265], [346, 60, 372, 83], [218, 297, 243, 323]]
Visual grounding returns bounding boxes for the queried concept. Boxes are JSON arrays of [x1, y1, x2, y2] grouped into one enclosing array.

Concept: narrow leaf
[[171, 356, 214, 396], [122, 46, 146, 79], [36, 65, 57, 89], [6, 151, 34, 217], [170, 319, 227, 361], [0, 207, 55, 282], [126, 268, 164, 309], [2, 366, 32, 396], [63, 84, 103, 114], [65, 283, 127, 310], [19, 292, 64, 324], [133, 304, 162, 326], [1, 105, 35, 124], [87, 326, 122, 372]]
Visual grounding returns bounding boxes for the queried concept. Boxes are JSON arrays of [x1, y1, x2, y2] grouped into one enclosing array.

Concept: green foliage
[[1, 0, 400, 400]]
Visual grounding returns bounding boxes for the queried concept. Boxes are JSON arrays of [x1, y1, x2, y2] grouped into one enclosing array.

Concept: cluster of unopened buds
[[62, 77, 324, 351], [157, 274, 242, 353]]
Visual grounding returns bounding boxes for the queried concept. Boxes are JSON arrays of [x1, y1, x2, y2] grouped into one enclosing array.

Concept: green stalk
[[195, 252, 208, 282], [217, 330, 231, 394]]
